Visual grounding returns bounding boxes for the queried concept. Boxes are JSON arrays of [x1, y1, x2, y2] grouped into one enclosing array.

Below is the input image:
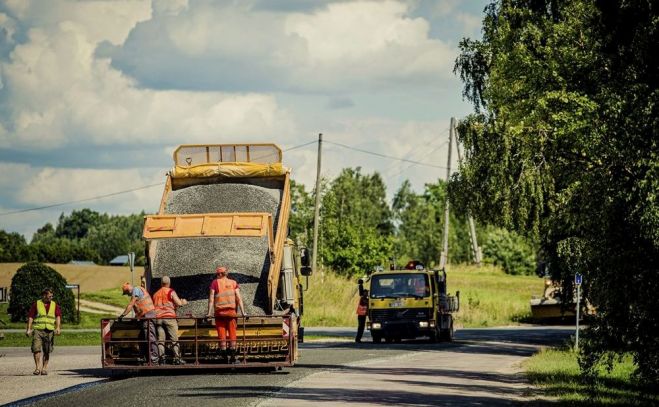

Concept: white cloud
[[107, 0, 455, 92], [0, 1, 296, 150], [18, 166, 163, 211]]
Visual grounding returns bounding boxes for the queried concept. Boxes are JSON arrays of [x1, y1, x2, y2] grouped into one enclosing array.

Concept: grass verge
[[0, 331, 100, 347], [80, 288, 126, 308], [303, 264, 543, 327], [1, 303, 115, 329], [525, 348, 659, 406]]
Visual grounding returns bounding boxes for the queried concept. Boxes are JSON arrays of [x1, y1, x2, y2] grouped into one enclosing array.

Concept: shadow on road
[[176, 385, 527, 406]]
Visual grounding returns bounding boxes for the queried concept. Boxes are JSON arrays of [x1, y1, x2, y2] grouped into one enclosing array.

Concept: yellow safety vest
[[33, 300, 56, 330]]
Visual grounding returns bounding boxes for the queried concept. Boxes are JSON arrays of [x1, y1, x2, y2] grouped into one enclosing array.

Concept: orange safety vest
[[153, 287, 176, 318], [214, 277, 237, 316], [356, 297, 368, 316], [133, 287, 155, 318]]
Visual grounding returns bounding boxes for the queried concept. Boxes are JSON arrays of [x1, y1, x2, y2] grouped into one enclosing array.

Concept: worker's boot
[[219, 349, 229, 364], [228, 348, 238, 364]]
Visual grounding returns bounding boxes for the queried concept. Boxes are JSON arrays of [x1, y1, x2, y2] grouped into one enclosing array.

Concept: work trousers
[[139, 319, 159, 364], [214, 317, 237, 349], [155, 318, 180, 359], [356, 315, 366, 342]]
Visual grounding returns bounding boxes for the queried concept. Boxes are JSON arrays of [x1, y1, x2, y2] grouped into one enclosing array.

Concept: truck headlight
[[419, 321, 429, 328], [429, 320, 436, 328], [371, 322, 382, 329]]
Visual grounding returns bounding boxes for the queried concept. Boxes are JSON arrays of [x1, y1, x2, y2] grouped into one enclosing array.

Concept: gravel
[[150, 182, 283, 317]]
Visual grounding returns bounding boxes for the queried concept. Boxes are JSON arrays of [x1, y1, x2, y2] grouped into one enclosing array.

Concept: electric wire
[[0, 140, 318, 217]]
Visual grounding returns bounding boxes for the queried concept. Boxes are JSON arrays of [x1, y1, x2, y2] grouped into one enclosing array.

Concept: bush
[[7, 262, 76, 323], [482, 228, 536, 275]]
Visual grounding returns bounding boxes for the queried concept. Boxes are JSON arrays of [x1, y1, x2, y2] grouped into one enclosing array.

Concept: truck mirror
[[300, 266, 312, 276], [300, 248, 311, 267]]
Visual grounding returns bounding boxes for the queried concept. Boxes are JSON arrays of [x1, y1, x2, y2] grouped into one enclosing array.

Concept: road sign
[[575, 273, 582, 285], [65, 284, 79, 289]]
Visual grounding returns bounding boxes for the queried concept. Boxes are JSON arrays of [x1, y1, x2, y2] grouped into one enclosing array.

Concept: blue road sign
[[575, 273, 583, 285]]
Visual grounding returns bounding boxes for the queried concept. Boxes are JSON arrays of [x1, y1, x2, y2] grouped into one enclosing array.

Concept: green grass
[[80, 287, 127, 308], [304, 270, 361, 327], [525, 348, 659, 406], [449, 264, 542, 327], [0, 303, 115, 329], [303, 264, 543, 328], [0, 331, 101, 347]]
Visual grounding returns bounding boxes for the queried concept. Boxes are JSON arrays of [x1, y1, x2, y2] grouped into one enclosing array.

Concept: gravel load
[[150, 181, 283, 317]]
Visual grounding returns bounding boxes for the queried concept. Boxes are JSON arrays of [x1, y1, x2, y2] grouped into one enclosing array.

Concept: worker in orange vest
[[206, 266, 245, 364], [153, 276, 188, 365], [120, 282, 159, 365], [355, 290, 369, 343]]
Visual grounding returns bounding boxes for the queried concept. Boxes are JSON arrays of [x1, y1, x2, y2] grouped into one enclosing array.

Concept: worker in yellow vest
[[25, 288, 61, 375], [153, 276, 188, 365], [120, 282, 159, 365]]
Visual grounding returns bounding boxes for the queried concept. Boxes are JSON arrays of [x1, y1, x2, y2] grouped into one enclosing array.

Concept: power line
[[382, 127, 450, 178], [390, 139, 450, 179], [324, 140, 449, 170], [0, 182, 165, 217], [0, 140, 320, 218]]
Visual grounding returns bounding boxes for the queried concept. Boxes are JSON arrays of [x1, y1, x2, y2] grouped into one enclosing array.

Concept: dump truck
[[361, 261, 459, 343], [101, 143, 311, 370]]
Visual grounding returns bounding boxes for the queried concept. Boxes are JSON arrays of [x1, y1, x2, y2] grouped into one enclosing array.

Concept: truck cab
[[363, 261, 459, 343]]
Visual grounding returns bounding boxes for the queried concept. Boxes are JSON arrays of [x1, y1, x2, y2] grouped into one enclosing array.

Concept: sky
[[0, 0, 489, 239]]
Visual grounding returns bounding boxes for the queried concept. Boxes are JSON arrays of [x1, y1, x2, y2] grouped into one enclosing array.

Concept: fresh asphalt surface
[[4, 326, 573, 407]]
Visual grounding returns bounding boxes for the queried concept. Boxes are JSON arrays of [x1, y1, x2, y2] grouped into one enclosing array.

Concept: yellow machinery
[[362, 261, 459, 343], [101, 143, 311, 370]]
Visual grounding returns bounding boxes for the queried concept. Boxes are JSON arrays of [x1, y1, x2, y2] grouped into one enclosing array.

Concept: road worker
[[119, 282, 159, 365], [25, 288, 61, 375], [207, 266, 245, 364], [153, 276, 188, 365], [355, 291, 368, 343]]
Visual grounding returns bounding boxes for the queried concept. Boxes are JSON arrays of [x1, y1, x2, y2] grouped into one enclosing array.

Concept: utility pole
[[439, 119, 454, 269], [454, 121, 482, 266], [312, 133, 323, 275]]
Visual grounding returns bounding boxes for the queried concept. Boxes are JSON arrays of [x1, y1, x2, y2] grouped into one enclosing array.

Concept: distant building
[[68, 260, 97, 266], [109, 255, 129, 266]]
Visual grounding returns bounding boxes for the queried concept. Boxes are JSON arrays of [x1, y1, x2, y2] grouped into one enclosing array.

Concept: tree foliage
[[7, 262, 76, 323], [453, 0, 658, 382], [0, 209, 146, 265], [319, 168, 394, 275]]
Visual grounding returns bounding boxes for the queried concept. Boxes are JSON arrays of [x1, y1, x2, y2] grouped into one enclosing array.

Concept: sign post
[[574, 273, 582, 351], [128, 252, 136, 287]]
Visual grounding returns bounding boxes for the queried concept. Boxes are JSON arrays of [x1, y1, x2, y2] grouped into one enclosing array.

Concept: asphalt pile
[[151, 182, 282, 317]]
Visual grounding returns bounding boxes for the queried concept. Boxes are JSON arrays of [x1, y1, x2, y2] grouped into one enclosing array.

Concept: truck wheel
[[439, 319, 454, 342], [372, 334, 382, 344], [385, 336, 394, 343]]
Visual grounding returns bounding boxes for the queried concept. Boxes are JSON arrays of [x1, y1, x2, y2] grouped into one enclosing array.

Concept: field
[[303, 263, 544, 327], [526, 348, 659, 406], [1, 262, 545, 329], [0, 263, 143, 293]]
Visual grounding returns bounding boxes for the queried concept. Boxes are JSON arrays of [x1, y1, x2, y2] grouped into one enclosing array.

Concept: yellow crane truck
[[362, 261, 459, 343], [101, 143, 311, 370]]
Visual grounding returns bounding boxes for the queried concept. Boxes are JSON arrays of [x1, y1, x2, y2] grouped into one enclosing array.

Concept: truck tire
[[439, 318, 454, 342], [372, 333, 382, 343]]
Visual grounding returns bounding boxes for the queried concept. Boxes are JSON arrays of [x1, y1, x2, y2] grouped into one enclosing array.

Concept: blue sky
[[0, 0, 489, 238]]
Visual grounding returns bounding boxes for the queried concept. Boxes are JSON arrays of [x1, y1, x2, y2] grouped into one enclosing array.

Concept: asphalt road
[[4, 326, 572, 407]]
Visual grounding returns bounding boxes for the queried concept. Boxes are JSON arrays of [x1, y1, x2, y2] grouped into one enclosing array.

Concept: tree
[[320, 168, 394, 275], [393, 180, 480, 268], [289, 179, 315, 247], [0, 230, 30, 262], [7, 262, 76, 323], [453, 0, 658, 381]]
